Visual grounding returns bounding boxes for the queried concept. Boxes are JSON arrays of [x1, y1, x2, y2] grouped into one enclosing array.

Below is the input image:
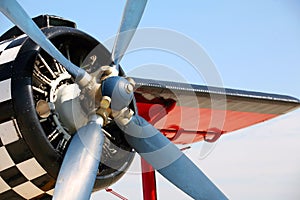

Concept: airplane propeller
[[111, 0, 148, 69], [0, 0, 87, 81], [0, 0, 228, 199], [53, 115, 104, 199]]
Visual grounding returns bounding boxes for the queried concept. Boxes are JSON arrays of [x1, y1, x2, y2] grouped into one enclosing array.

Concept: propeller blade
[[53, 116, 104, 200], [111, 0, 147, 67], [0, 0, 86, 80], [119, 115, 228, 200]]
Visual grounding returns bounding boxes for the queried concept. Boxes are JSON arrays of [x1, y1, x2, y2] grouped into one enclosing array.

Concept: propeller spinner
[[0, 0, 227, 199]]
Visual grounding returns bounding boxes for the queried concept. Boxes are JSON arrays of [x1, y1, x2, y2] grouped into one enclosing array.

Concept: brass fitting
[[96, 96, 112, 126]]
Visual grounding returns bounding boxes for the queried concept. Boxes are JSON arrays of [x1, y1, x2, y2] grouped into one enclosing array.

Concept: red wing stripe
[[134, 78, 300, 144]]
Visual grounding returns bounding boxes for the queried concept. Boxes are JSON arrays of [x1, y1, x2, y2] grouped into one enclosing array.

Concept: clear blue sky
[[1, 1, 300, 199]]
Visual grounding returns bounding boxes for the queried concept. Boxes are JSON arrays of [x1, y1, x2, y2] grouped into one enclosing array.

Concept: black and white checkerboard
[[0, 35, 27, 83], [0, 121, 55, 200], [0, 36, 55, 200], [0, 35, 26, 65]]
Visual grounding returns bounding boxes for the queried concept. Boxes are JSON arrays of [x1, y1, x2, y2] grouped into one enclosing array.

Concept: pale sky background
[[1, 1, 300, 199]]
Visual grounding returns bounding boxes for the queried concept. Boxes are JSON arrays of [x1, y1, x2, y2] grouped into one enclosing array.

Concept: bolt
[[126, 83, 134, 94]]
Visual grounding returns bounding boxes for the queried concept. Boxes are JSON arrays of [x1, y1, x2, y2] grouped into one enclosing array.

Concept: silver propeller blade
[[0, 0, 86, 79], [119, 115, 228, 200], [111, 0, 147, 68], [53, 116, 104, 200]]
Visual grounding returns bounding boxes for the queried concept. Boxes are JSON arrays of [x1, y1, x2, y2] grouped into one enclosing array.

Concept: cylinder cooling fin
[[0, 15, 134, 199]]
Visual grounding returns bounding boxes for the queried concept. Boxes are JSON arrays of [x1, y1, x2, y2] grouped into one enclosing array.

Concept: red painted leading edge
[[141, 158, 157, 200]]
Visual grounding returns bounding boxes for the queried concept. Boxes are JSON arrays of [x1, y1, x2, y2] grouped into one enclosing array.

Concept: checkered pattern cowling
[[0, 35, 25, 65], [0, 37, 55, 200], [0, 121, 55, 200]]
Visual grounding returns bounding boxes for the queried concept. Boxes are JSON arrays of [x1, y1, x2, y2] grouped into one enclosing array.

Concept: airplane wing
[[134, 77, 300, 144]]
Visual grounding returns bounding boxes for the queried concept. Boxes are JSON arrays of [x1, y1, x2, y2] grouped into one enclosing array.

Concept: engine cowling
[[0, 15, 134, 199]]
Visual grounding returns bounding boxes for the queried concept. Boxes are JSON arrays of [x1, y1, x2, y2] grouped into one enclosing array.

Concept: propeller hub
[[101, 76, 134, 112]]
